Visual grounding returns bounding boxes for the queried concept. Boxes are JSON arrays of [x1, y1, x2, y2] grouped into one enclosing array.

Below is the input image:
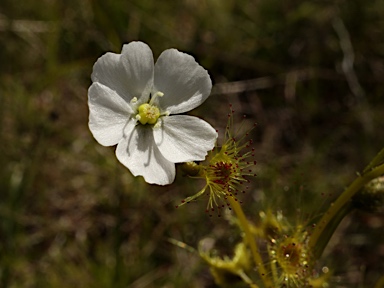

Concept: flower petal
[[152, 49, 212, 114], [116, 124, 175, 185], [153, 115, 217, 163], [121, 42, 154, 105], [88, 82, 132, 146], [91, 41, 154, 104]]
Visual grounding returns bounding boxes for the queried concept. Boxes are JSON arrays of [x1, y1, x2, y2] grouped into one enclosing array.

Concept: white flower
[[88, 41, 218, 185]]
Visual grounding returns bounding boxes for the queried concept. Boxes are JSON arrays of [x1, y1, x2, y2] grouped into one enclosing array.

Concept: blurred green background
[[1, 0, 383, 287]]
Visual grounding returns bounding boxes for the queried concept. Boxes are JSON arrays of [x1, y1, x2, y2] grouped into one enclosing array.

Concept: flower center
[[135, 91, 166, 125], [212, 161, 233, 185], [137, 103, 160, 125]]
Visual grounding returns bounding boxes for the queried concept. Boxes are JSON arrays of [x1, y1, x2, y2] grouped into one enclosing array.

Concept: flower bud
[[180, 161, 201, 176], [352, 176, 384, 213]]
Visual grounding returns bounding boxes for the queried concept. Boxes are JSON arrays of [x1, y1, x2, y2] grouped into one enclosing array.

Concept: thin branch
[[211, 68, 339, 95], [332, 17, 366, 102], [333, 16, 373, 133]]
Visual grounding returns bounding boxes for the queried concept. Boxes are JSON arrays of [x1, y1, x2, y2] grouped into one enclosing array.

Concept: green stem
[[309, 163, 384, 258], [228, 196, 273, 288], [374, 275, 384, 288], [363, 147, 384, 174], [312, 200, 354, 259], [267, 244, 279, 284], [237, 270, 259, 288]]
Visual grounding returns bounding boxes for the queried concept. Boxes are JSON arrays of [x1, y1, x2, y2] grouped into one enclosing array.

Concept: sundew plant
[[88, 42, 384, 287], [1, 1, 384, 287]]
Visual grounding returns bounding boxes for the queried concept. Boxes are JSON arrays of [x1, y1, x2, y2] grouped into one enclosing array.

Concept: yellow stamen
[[137, 103, 160, 125]]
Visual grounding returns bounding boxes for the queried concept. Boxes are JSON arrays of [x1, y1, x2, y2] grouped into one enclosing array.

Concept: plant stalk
[[228, 196, 273, 288], [308, 163, 384, 258]]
